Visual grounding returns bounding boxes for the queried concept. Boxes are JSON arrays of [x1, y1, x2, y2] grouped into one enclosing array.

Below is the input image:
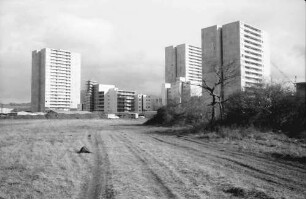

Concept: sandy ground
[[0, 119, 305, 199]]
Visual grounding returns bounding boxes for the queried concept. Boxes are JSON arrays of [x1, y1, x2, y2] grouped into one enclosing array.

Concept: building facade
[[83, 82, 137, 113], [117, 90, 135, 112], [135, 94, 154, 112], [164, 44, 202, 105], [84, 80, 98, 112], [31, 48, 81, 112], [202, 21, 270, 100], [93, 84, 118, 113]]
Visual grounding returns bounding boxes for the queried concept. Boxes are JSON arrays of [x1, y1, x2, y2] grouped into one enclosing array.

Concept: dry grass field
[[0, 119, 127, 199], [0, 119, 305, 199]]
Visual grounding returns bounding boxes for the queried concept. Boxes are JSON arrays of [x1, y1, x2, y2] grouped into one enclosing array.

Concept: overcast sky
[[0, 0, 305, 103]]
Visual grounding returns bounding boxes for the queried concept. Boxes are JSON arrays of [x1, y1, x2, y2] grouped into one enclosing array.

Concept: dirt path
[[80, 121, 306, 199]]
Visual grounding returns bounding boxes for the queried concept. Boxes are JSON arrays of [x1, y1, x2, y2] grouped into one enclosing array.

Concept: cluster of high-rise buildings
[[162, 21, 270, 105], [31, 21, 270, 113]]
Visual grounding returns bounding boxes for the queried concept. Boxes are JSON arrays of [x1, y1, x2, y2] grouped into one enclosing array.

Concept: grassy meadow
[[0, 119, 104, 199]]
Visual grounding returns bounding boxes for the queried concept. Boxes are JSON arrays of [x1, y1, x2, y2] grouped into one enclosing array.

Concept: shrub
[[145, 96, 209, 126], [223, 83, 306, 137]]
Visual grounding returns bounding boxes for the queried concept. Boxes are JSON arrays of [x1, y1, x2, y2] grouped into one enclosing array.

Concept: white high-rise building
[[164, 44, 202, 104], [202, 21, 270, 99], [165, 44, 202, 85], [31, 48, 81, 112]]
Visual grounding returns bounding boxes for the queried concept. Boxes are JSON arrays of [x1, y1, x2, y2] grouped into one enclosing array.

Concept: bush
[[223, 83, 306, 137], [144, 106, 174, 125], [145, 97, 209, 126]]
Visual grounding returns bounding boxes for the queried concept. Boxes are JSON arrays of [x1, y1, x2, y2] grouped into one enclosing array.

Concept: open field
[[0, 119, 305, 199]]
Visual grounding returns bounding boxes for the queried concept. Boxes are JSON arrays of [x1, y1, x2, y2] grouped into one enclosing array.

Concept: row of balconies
[[189, 61, 201, 65], [243, 28, 261, 38], [188, 53, 202, 59], [243, 66, 262, 74], [244, 49, 262, 58], [49, 62, 71, 67], [49, 59, 71, 64], [50, 71, 71, 75], [46, 92, 70, 95], [188, 47, 202, 52], [48, 101, 71, 104], [242, 57, 263, 66], [50, 75, 71, 79], [49, 89, 71, 93], [243, 44, 262, 53], [243, 24, 261, 33], [49, 66, 71, 70], [50, 53, 71, 57], [49, 105, 70, 108], [243, 38, 262, 48], [244, 72, 262, 79], [243, 34, 262, 43], [49, 77, 70, 81], [49, 81, 70, 84], [244, 54, 262, 63]]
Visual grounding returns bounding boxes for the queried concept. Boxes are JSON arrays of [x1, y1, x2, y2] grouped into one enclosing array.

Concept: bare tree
[[190, 60, 239, 124]]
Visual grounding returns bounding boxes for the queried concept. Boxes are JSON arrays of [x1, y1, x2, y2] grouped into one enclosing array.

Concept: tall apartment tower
[[202, 21, 270, 100], [163, 44, 202, 104], [31, 48, 81, 112], [165, 44, 202, 85]]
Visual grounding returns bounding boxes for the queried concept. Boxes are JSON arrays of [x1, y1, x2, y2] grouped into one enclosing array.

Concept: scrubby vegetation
[[145, 97, 208, 126], [146, 83, 306, 139], [222, 84, 305, 138]]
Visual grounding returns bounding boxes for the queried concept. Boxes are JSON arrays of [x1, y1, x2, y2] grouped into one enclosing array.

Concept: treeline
[[145, 83, 306, 138]]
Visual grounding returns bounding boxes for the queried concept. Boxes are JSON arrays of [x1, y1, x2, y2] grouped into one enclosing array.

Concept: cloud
[[0, 0, 114, 103], [0, 0, 304, 103]]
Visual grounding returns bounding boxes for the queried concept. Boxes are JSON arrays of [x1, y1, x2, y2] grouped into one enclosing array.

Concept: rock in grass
[[78, 146, 91, 153]]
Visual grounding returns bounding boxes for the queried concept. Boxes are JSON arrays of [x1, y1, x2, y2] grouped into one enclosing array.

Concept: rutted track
[[113, 134, 178, 199], [148, 135, 306, 193], [82, 132, 114, 199], [77, 121, 306, 199]]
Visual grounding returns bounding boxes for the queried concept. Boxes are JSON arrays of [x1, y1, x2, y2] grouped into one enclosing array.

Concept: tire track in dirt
[[181, 137, 306, 172], [111, 134, 178, 199], [82, 132, 114, 199], [149, 135, 306, 194], [114, 133, 207, 199]]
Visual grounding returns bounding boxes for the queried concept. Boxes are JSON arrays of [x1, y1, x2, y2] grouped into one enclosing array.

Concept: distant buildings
[[31, 48, 81, 112], [135, 94, 151, 113], [84, 80, 97, 112], [162, 21, 270, 107], [30, 21, 270, 114], [82, 81, 161, 113], [163, 44, 202, 104], [202, 21, 270, 101]]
